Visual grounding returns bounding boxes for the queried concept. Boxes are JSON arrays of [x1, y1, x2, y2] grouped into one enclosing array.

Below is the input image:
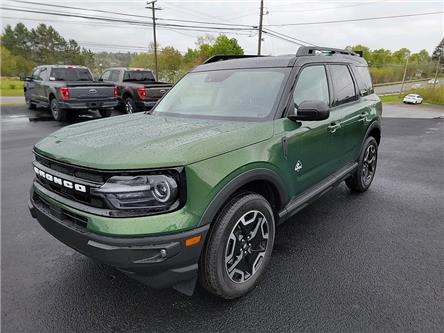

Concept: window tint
[[50, 68, 93, 81], [109, 70, 120, 82], [39, 67, 49, 81], [155, 68, 289, 120], [329, 65, 357, 106], [352, 66, 374, 96], [32, 68, 42, 80], [293, 65, 329, 107], [100, 71, 111, 81], [123, 71, 155, 82]]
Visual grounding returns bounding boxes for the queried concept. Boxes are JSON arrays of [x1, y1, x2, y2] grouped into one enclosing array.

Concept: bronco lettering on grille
[[34, 166, 87, 193]]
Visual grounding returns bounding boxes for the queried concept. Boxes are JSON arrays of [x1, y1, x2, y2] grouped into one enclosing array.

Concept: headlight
[[92, 174, 180, 212]]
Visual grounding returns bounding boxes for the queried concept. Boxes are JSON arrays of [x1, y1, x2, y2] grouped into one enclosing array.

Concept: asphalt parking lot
[[1, 105, 443, 332]]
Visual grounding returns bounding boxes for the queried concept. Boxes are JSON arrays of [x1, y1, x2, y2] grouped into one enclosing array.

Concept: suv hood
[[34, 113, 273, 169]]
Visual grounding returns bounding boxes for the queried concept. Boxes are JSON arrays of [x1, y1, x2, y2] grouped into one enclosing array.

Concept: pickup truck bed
[[99, 68, 172, 113], [23, 65, 118, 122]]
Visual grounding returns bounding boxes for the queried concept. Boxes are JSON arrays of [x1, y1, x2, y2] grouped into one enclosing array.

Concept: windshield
[[50, 68, 93, 81], [123, 70, 155, 82], [154, 68, 289, 121]]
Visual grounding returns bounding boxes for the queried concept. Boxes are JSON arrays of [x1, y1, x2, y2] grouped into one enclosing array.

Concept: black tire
[[99, 109, 112, 118], [124, 97, 137, 114], [50, 98, 68, 122], [346, 136, 378, 192], [200, 193, 275, 299]]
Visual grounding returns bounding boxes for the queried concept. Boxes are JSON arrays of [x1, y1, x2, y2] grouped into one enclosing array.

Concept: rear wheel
[[124, 97, 136, 114], [200, 193, 275, 299], [50, 98, 68, 122], [99, 109, 112, 118], [346, 136, 378, 192]]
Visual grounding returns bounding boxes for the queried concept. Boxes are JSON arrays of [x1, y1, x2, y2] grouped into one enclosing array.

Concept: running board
[[278, 162, 358, 224]]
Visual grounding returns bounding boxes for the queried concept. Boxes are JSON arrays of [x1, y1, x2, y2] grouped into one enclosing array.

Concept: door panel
[[27, 68, 41, 102], [279, 64, 345, 197], [327, 64, 364, 165]]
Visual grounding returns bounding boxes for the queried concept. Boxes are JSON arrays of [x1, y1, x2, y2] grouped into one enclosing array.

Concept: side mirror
[[19, 73, 27, 81], [288, 100, 330, 121]]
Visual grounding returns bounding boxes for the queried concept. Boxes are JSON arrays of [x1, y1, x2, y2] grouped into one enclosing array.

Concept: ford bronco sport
[[29, 47, 382, 299]]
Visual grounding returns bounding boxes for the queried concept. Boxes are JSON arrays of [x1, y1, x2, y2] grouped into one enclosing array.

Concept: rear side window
[[100, 71, 111, 81], [109, 70, 120, 82], [293, 65, 330, 107], [352, 66, 374, 96], [329, 65, 358, 107]]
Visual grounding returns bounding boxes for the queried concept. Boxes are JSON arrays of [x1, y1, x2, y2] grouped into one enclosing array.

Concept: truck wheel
[[50, 98, 68, 122], [124, 97, 136, 114], [346, 136, 378, 192], [99, 109, 112, 118], [200, 193, 275, 299]]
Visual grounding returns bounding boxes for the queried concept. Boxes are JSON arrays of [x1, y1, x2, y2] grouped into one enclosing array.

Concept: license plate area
[[87, 102, 102, 108]]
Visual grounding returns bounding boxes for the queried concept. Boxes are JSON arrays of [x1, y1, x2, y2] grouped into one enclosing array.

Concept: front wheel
[[50, 98, 68, 122], [346, 136, 378, 192], [200, 193, 275, 299]]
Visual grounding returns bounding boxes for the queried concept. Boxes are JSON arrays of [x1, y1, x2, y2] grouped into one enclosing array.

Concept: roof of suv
[[104, 67, 153, 71], [193, 46, 368, 72]]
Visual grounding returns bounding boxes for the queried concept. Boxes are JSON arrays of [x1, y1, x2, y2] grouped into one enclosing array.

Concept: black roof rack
[[203, 54, 264, 64], [296, 46, 361, 57]]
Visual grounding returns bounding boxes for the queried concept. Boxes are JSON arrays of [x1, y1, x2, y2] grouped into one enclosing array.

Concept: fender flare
[[363, 119, 381, 146], [198, 168, 289, 227]]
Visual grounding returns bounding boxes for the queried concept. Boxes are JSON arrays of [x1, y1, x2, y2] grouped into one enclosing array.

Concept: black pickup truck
[[99, 68, 172, 113], [21, 65, 118, 121]]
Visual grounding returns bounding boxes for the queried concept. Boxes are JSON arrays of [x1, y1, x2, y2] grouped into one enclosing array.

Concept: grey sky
[[1, 0, 443, 54]]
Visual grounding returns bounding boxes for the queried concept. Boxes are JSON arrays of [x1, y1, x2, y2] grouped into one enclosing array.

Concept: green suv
[[29, 47, 381, 299]]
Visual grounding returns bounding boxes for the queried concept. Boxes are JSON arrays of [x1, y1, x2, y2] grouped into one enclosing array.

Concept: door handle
[[359, 112, 368, 121], [327, 122, 341, 133]]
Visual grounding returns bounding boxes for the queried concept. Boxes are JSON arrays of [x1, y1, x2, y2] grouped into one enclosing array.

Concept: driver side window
[[31, 68, 42, 81], [293, 65, 329, 108]]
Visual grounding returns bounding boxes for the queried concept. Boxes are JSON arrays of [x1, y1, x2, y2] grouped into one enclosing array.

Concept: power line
[[0, 6, 256, 32], [261, 30, 305, 46], [0, 16, 252, 36], [265, 11, 444, 27], [263, 28, 317, 46], [269, 1, 379, 13], [7, 0, 253, 28]]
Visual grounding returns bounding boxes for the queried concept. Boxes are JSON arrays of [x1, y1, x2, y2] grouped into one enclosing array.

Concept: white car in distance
[[403, 94, 423, 104]]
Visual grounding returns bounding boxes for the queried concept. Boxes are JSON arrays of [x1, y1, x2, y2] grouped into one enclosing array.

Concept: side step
[[278, 162, 358, 223]]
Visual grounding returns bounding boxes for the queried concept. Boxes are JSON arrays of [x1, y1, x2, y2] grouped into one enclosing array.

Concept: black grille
[[35, 153, 107, 183], [34, 192, 88, 229]]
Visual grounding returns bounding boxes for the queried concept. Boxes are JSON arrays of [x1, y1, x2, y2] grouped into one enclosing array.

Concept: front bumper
[[28, 193, 209, 292], [58, 98, 118, 110]]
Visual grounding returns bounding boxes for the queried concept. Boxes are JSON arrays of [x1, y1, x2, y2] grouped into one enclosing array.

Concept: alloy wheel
[[51, 100, 59, 119], [125, 100, 133, 114], [362, 144, 377, 186], [225, 210, 269, 283]]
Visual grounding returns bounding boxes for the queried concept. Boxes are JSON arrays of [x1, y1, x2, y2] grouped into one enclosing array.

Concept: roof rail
[[203, 54, 264, 64], [296, 46, 361, 57]]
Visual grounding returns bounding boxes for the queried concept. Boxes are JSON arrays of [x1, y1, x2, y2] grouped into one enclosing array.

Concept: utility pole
[[432, 52, 442, 89], [257, 0, 264, 55], [399, 52, 410, 95], [146, 1, 161, 80]]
